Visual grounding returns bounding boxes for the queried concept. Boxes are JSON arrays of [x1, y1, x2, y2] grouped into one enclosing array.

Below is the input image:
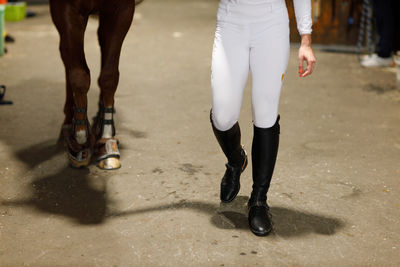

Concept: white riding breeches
[[211, 0, 290, 131]]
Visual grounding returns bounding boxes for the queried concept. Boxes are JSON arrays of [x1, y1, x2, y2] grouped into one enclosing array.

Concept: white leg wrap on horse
[[102, 112, 113, 139], [75, 129, 87, 145]]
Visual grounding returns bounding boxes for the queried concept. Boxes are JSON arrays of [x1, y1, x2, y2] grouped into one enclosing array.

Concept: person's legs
[[372, 0, 394, 58], [392, 0, 400, 53], [250, 23, 289, 129], [247, 3, 290, 236], [249, 118, 280, 235], [211, 18, 250, 203], [211, 24, 250, 131], [361, 0, 395, 67]]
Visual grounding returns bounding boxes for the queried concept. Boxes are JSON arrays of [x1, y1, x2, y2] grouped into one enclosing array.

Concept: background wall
[[287, 0, 364, 45]]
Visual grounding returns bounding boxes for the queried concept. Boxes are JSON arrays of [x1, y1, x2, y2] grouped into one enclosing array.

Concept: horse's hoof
[[68, 152, 91, 168], [67, 147, 92, 168], [97, 157, 121, 170], [95, 138, 121, 170]]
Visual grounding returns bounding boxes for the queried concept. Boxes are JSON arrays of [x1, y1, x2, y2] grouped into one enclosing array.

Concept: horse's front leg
[[94, 1, 135, 170], [50, 1, 92, 167]]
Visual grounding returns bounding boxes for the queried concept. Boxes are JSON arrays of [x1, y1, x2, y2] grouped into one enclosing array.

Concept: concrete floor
[[1, 1, 400, 266]]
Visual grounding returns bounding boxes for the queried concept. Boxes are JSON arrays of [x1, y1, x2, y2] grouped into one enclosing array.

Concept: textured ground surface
[[0, 1, 399, 266]]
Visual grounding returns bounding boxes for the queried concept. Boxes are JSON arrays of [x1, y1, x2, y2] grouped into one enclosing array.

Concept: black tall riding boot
[[210, 111, 248, 203], [248, 116, 280, 236]]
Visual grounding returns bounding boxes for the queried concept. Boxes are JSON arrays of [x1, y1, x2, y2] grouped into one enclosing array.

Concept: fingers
[[300, 56, 316, 77], [298, 46, 316, 78], [298, 56, 304, 77]]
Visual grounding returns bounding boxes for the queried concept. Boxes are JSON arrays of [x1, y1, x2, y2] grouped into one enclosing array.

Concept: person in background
[[361, 0, 400, 67]]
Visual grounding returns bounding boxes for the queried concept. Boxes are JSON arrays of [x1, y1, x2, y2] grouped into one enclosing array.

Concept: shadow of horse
[[1, 111, 148, 225], [2, 140, 345, 236], [2, 169, 345, 236], [14, 139, 64, 169], [1, 166, 109, 225], [1, 139, 109, 225]]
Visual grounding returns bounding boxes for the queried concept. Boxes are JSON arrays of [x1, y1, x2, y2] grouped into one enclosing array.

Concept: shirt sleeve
[[293, 0, 312, 35]]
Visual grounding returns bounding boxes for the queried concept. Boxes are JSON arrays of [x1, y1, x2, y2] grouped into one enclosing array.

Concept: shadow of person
[[107, 195, 345, 237], [210, 196, 345, 237], [270, 206, 344, 237], [1, 167, 109, 225], [212, 206, 345, 237]]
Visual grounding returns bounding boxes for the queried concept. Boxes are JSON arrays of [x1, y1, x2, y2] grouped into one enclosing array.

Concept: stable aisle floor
[[0, 1, 399, 266]]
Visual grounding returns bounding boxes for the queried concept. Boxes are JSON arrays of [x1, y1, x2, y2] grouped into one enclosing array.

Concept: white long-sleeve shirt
[[293, 0, 313, 35]]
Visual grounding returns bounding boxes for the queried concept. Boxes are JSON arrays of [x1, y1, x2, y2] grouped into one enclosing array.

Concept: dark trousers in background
[[372, 0, 400, 57]]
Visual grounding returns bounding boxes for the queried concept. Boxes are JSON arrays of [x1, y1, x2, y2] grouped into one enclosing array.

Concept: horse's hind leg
[[50, 1, 92, 167], [94, 0, 135, 170]]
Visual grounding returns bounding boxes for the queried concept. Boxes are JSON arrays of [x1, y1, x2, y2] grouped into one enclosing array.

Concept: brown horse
[[50, 0, 137, 169]]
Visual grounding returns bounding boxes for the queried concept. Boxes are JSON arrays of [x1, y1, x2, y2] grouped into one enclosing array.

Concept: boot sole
[[250, 226, 272, 236]]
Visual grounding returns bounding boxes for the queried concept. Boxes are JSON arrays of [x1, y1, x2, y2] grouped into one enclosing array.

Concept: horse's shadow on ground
[[2, 122, 148, 225], [2, 140, 345, 236], [2, 139, 109, 225], [14, 139, 63, 169], [3, 167, 109, 225]]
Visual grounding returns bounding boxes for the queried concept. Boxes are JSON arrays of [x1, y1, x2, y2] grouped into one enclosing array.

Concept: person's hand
[[298, 34, 316, 77]]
